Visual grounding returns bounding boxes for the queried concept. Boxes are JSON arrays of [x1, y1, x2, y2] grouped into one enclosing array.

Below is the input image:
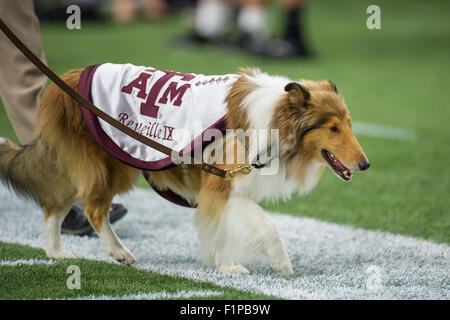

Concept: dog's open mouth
[[322, 150, 352, 181]]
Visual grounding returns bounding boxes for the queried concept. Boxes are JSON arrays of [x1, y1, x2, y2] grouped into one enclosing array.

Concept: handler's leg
[[0, 1, 129, 236], [0, 0, 47, 144]]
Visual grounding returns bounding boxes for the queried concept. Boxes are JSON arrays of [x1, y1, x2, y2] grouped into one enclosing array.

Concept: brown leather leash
[[0, 18, 252, 180]]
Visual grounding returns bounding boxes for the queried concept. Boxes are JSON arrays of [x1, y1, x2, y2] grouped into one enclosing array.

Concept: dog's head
[[278, 80, 369, 181]]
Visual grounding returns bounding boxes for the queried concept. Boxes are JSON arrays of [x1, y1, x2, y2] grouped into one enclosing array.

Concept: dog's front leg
[[228, 196, 293, 277], [196, 195, 293, 276]]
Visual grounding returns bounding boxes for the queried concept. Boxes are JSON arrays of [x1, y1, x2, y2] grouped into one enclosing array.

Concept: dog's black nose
[[359, 160, 370, 171]]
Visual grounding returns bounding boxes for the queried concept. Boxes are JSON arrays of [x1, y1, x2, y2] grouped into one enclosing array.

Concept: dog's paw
[[270, 256, 294, 277], [46, 250, 76, 260], [111, 248, 136, 265], [217, 264, 250, 274]]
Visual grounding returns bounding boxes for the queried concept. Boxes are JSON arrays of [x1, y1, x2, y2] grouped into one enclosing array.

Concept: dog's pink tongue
[[329, 152, 344, 170], [329, 152, 352, 178], [334, 158, 347, 171]]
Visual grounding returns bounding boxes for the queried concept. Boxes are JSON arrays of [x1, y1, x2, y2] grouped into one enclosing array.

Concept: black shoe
[[61, 203, 128, 236], [218, 33, 266, 53], [263, 38, 312, 58], [222, 33, 312, 59]]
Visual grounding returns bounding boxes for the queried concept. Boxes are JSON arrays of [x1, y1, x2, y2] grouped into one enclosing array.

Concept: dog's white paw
[[111, 248, 136, 265], [217, 264, 250, 274], [0, 137, 7, 145], [270, 256, 294, 277], [46, 250, 76, 259]]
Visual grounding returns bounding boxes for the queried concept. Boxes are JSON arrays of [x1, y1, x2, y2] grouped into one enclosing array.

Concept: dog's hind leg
[[84, 198, 136, 265], [44, 207, 75, 259]]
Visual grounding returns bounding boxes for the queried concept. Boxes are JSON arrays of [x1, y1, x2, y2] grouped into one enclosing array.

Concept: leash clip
[[223, 165, 252, 180]]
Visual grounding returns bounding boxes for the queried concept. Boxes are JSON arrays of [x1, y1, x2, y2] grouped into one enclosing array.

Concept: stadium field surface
[[1, 186, 449, 299]]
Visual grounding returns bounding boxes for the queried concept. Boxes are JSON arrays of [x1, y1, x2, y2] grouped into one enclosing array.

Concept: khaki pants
[[0, 0, 47, 144]]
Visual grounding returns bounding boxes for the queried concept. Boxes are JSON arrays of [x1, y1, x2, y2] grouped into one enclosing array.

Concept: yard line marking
[[0, 259, 57, 266], [352, 121, 417, 141], [63, 290, 224, 300], [0, 185, 448, 300]]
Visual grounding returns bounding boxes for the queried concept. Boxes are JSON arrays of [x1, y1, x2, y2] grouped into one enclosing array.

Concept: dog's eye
[[330, 126, 339, 133]]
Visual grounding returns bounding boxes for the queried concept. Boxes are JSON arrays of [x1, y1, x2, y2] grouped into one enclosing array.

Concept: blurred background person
[[35, 0, 186, 22], [112, 0, 167, 22], [176, 0, 312, 58], [111, 0, 196, 23], [0, 0, 127, 236]]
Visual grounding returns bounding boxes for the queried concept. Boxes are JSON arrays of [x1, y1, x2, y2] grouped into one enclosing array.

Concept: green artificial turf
[[0, 0, 448, 247]]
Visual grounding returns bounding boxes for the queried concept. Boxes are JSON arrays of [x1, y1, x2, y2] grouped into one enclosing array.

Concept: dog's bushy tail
[[0, 137, 59, 207]]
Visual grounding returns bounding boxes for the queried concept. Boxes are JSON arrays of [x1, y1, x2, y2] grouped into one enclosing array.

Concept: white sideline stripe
[[0, 185, 448, 300], [63, 290, 224, 300], [0, 259, 57, 266], [352, 121, 417, 141]]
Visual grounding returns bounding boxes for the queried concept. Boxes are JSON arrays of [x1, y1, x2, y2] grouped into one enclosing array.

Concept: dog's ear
[[326, 80, 338, 93], [284, 82, 310, 108], [306, 80, 338, 93], [295, 80, 338, 93]]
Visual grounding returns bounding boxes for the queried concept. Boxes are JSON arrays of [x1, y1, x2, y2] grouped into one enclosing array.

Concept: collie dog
[[0, 67, 369, 276]]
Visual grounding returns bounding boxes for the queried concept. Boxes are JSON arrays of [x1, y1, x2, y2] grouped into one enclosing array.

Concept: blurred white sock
[[237, 6, 267, 38], [195, 1, 231, 38]]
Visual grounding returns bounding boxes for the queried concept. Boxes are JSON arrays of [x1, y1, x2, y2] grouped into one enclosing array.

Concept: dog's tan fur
[[0, 67, 368, 273]]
